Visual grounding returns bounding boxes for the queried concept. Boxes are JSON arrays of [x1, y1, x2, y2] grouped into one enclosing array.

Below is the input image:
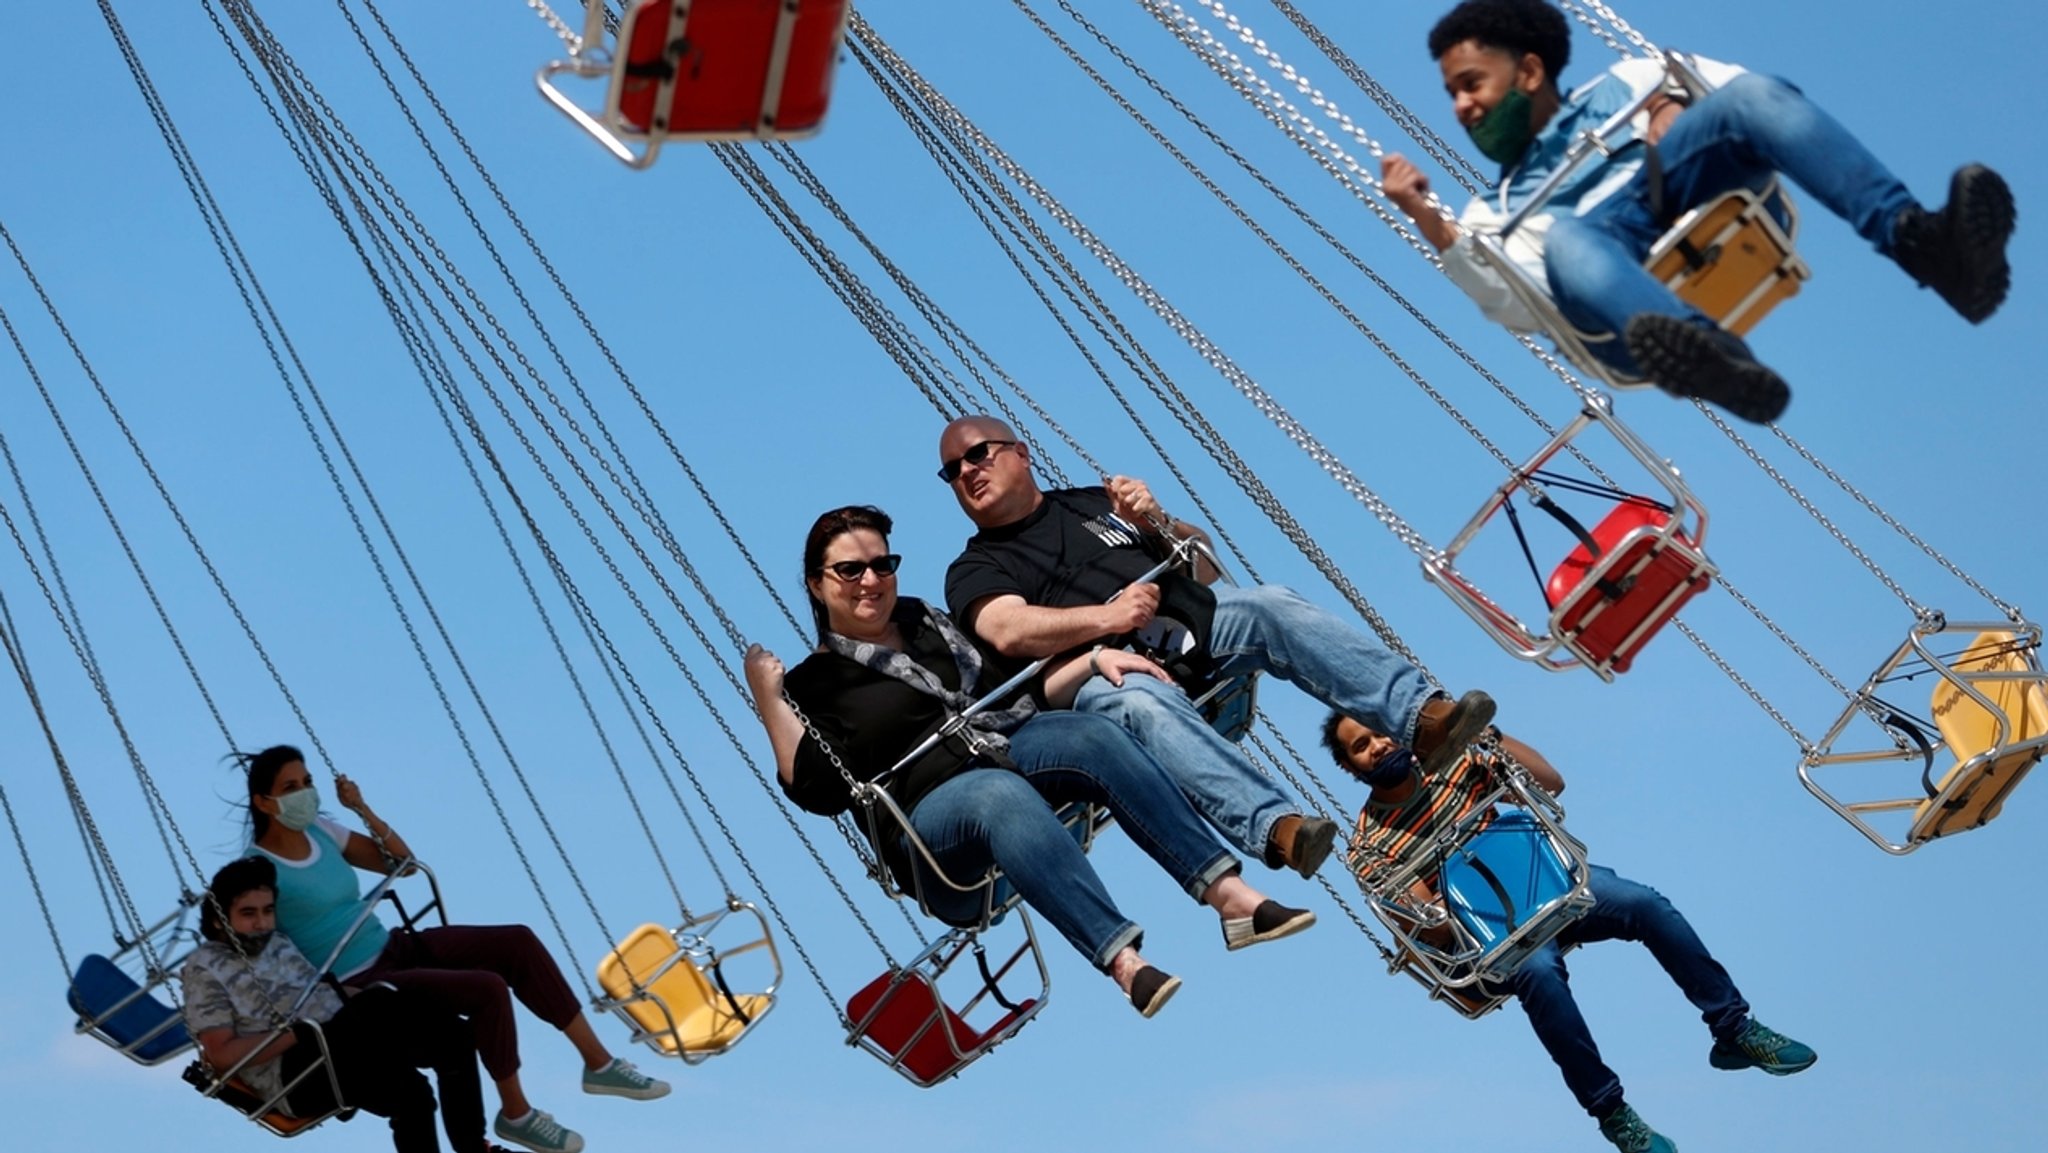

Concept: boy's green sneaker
[[1710, 1018, 1818, 1076], [1598, 1104, 1677, 1153], [493, 1109, 584, 1153], [582, 1057, 671, 1099]]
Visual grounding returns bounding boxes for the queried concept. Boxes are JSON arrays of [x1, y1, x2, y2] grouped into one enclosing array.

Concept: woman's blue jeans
[[906, 712, 1238, 970], [1544, 73, 1916, 374], [1075, 583, 1439, 857], [1505, 866, 1751, 1117]]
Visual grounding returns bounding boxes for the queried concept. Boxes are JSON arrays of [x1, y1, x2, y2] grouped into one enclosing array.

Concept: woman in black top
[[746, 506, 1317, 1017]]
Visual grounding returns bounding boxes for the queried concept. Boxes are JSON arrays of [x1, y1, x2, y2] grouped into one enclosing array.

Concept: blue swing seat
[[68, 953, 192, 1064], [1442, 811, 1579, 953]]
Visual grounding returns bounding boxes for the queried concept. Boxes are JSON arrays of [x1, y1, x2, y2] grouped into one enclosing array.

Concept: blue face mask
[[272, 786, 321, 832], [1361, 746, 1418, 790]]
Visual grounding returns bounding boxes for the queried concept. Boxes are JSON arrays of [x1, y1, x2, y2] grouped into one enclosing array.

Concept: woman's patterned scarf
[[825, 598, 1037, 762]]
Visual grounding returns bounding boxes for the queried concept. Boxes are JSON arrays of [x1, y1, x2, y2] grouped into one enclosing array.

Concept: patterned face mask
[[272, 785, 321, 832], [228, 929, 275, 957], [1467, 87, 1536, 165]]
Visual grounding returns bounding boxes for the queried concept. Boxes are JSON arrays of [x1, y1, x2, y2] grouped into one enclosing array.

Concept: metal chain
[[853, 25, 1431, 671], [1689, 403, 1926, 616], [221, 0, 890, 992], [1262, 0, 1489, 194], [1769, 424, 2020, 619], [355, 0, 813, 640], [0, 291, 237, 752], [526, 0, 585, 53], [93, 0, 341, 771], [0, 777, 73, 983], [857, 18, 1437, 567], [1566, 0, 1657, 60], [1556, 0, 1636, 60]]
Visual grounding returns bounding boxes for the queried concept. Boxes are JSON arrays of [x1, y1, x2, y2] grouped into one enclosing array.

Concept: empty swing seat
[[1546, 502, 1712, 676], [596, 924, 773, 1057], [845, 968, 1036, 1088], [614, 0, 849, 140], [1647, 188, 1809, 337], [1912, 631, 2048, 843], [68, 954, 192, 1064]]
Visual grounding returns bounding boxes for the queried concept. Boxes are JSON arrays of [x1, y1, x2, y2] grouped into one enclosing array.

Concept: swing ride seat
[[1545, 501, 1714, 677], [538, 0, 851, 167], [1191, 670, 1259, 743], [1426, 397, 1713, 680], [1802, 618, 2048, 854], [595, 917, 778, 1060], [67, 953, 192, 1064], [844, 916, 1047, 1088], [1910, 630, 2048, 843], [1645, 186, 1808, 339], [1357, 768, 1593, 995], [183, 1017, 355, 1138]]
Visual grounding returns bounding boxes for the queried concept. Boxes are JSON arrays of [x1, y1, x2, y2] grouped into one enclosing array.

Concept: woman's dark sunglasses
[[816, 554, 904, 582], [936, 439, 1018, 483]]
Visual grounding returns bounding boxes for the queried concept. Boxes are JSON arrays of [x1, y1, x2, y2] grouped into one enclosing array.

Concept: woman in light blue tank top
[[243, 744, 671, 1153]]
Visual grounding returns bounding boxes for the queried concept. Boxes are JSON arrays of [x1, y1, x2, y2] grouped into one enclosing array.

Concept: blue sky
[[2, 2, 2042, 1151]]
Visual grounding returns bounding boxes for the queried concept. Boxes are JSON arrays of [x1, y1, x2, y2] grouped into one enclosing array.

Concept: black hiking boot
[[1893, 163, 2017, 324], [1624, 314, 1791, 424]]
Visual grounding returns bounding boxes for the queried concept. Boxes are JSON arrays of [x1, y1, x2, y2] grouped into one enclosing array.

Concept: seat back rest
[[1648, 189, 1808, 335], [847, 969, 988, 1086], [1547, 504, 1711, 675], [1441, 811, 1576, 950], [597, 924, 724, 1038], [1915, 632, 2048, 839], [615, 0, 850, 139], [69, 954, 192, 1063]]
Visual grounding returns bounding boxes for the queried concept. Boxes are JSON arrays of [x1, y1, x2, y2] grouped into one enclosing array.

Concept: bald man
[[936, 415, 1495, 879]]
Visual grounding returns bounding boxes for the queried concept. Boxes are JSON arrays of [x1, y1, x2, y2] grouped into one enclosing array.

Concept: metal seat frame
[[71, 894, 203, 1065], [1353, 766, 1594, 1017], [185, 860, 446, 1137], [593, 903, 784, 1064], [1801, 616, 2048, 854], [536, 0, 851, 169], [843, 911, 1052, 1088], [1463, 50, 1811, 392], [1424, 394, 1715, 680]]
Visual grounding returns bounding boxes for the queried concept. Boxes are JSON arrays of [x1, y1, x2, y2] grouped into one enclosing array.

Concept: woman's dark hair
[[801, 505, 893, 641], [234, 744, 307, 841], [199, 856, 277, 943], [1428, 0, 1572, 89]]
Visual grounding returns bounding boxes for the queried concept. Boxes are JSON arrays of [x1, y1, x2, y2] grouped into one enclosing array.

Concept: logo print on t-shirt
[[1081, 513, 1143, 550]]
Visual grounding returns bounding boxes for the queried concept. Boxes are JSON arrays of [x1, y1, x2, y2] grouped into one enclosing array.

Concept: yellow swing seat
[[1646, 186, 1809, 336], [597, 922, 775, 1058], [1912, 630, 2048, 843]]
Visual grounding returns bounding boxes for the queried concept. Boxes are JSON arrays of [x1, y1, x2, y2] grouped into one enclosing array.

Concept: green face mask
[[273, 786, 321, 832], [1467, 88, 1536, 165]]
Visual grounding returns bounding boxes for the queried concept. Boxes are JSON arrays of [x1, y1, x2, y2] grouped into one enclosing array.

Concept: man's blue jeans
[[1506, 865, 1751, 1118], [1544, 73, 1916, 375], [1075, 583, 1439, 857], [907, 712, 1238, 970]]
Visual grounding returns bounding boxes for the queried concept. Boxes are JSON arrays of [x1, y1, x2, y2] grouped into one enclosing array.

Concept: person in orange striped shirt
[[1323, 714, 1815, 1153]]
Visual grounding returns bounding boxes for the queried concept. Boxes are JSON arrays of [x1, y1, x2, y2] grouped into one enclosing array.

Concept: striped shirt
[[1347, 751, 1500, 880]]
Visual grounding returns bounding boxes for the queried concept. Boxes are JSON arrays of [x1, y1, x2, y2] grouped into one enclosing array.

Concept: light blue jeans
[[1075, 583, 1439, 857], [1545, 73, 1917, 374], [1505, 866, 1751, 1118], [907, 712, 1239, 970]]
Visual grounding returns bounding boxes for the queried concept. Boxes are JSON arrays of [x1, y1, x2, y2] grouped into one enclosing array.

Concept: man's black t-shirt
[[944, 487, 1216, 678]]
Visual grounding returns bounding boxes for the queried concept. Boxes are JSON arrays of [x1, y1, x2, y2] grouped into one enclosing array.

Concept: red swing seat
[[614, 0, 848, 139], [845, 967, 1038, 1088], [1545, 502, 1712, 676]]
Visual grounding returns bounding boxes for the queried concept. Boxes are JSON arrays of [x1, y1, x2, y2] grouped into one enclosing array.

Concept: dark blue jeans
[[909, 712, 1239, 969], [1506, 865, 1750, 1118], [1545, 72, 1916, 375]]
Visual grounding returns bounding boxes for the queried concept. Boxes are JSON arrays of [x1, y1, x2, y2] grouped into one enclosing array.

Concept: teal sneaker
[[581, 1057, 671, 1099], [1598, 1105, 1677, 1153], [1710, 1018, 1818, 1075], [493, 1109, 583, 1153]]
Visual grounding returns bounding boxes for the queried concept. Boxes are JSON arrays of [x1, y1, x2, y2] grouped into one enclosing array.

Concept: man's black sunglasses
[[937, 439, 1018, 483], [815, 554, 904, 582]]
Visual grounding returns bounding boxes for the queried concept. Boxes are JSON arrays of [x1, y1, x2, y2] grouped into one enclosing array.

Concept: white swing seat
[[595, 914, 779, 1060]]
